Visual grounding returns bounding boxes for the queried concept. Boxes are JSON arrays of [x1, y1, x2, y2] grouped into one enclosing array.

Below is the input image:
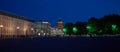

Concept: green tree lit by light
[[73, 27, 77, 33], [86, 25, 97, 34], [86, 26, 91, 29], [111, 24, 118, 33], [112, 24, 117, 30], [63, 28, 67, 33]]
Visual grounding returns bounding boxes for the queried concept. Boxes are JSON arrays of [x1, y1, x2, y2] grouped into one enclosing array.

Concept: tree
[[100, 14, 120, 34], [63, 14, 120, 35], [87, 17, 100, 35], [73, 27, 77, 34], [74, 21, 87, 35], [64, 22, 74, 35]]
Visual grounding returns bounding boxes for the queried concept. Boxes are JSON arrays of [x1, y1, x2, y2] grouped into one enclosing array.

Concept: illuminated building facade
[[50, 18, 64, 35], [50, 27, 64, 36], [0, 11, 35, 36], [34, 21, 51, 36], [0, 11, 65, 36]]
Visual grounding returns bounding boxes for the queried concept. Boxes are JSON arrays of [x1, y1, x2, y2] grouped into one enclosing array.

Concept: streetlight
[[17, 27, 20, 36], [17, 27, 20, 29], [31, 28, 34, 35], [0, 25, 3, 37], [31, 28, 34, 31]]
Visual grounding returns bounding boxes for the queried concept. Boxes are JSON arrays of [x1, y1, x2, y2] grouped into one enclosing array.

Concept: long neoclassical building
[[0, 11, 35, 36], [0, 11, 64, 37]]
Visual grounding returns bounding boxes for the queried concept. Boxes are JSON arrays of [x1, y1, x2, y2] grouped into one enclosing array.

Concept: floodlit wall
[[0, 12, 34, 36]]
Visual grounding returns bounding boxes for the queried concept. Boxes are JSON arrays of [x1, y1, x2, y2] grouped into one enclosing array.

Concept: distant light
[[31, 28, 34, 30], [0, 25, 3, 28], [38, 33, 41, 36], [42, 22, 48, 24], [17, 27, 20, 29], [43, 33, 46, 36]]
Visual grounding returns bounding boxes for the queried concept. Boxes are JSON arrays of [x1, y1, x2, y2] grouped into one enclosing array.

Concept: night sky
[[0, 0, 120, 26]]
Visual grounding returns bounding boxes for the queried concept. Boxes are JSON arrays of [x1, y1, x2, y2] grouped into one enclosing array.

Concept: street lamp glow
[[31, 28, 34, 30], [0, 25, 3, 35], [17, 27, 20, 29], [38, 33, 41, 36], [42, 22, 49, 24], [0, 25, 3, 28]]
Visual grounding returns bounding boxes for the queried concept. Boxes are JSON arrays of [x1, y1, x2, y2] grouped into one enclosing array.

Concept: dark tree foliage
[[64, 22, 74, 35], [75, 21, 87, 35], [102, 14, 120, 25], [100, 14, 120, 34], [64, 14, 120, 35], [87, 17, 100, 34]]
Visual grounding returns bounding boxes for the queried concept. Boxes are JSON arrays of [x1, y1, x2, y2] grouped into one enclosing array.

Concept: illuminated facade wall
[[50, 18, 64, 35], [50, 27, 64, 35], [34, 21, 51, 35], [0, 12, 34, 36]]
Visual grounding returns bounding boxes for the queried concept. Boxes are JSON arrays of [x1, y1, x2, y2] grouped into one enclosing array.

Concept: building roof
[[0, 11, 34, 22]]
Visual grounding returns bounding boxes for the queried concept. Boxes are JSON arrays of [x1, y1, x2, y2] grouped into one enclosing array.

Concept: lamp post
[[17, 27, 20, 37], [31, 28, 34, 36], [31, 28, 34, 33], [0, 25, 3, 37]]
